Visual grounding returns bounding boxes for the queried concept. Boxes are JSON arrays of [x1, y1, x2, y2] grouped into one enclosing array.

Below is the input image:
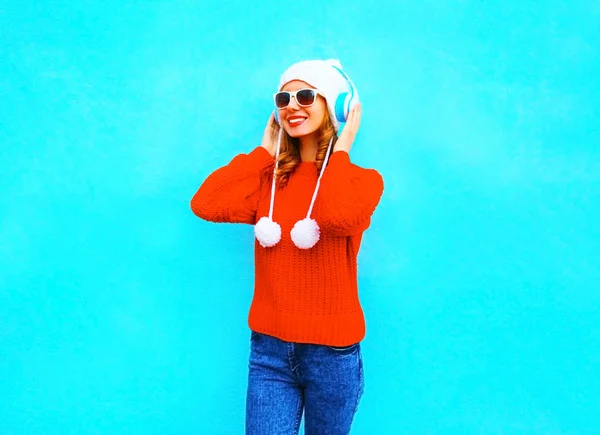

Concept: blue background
[[1, 1, 599, 433]]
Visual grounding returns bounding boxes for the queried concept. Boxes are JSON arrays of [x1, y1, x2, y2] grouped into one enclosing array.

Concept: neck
[[299, 133, 319, 163]]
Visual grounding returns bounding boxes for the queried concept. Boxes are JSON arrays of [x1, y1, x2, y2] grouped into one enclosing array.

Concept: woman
[[191, 59, 384, 434]]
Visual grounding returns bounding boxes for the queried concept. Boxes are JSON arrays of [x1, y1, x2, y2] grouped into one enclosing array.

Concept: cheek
[[308, 104, 328, 125], [305, 113, 323, 132]]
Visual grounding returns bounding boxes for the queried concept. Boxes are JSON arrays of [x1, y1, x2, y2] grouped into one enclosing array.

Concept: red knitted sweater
[[190, 146, 384, 346]]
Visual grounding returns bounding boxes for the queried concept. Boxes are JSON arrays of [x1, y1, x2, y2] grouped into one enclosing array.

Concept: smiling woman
[[190, 59, 384, 434]]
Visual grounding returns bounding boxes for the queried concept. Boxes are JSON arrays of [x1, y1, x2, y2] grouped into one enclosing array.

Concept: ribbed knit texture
[[191, 146, 384, 346]]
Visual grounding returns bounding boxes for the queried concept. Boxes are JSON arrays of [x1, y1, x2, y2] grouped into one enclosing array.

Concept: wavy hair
[[272, 112, 338, 187]]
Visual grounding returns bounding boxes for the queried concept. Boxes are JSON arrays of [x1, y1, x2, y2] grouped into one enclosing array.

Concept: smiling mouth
[[287, 117, 307, 127]]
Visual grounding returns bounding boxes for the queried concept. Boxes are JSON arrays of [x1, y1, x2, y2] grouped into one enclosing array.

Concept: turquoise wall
[[1, 0, 599, 433]]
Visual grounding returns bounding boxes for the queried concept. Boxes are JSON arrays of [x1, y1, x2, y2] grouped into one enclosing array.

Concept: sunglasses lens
[[275, 92, 290, 108], [296, 89, 316, 106]]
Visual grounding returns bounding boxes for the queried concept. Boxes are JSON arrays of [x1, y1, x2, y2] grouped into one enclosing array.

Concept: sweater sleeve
[[316, 150, 384, 237], [190, 146, 274, 224]]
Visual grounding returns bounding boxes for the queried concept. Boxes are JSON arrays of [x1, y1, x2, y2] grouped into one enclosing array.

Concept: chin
[[287, 130, 304, 138], [285, 124, 319, 138]]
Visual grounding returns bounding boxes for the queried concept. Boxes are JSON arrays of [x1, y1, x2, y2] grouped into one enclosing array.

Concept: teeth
[[288, 118, 305, 124]]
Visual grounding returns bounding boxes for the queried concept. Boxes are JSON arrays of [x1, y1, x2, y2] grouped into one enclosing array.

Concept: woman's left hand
[[333, 103, 361, 154]]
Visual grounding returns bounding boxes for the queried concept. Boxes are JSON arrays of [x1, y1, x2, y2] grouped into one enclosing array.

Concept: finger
[[268, 119, 278, 133], [349, 105, 360, 127], [268, 111, 277, 126], [353, 104, 361, 120], [351, 105, 361, 132], [346, 106, 356, 125]]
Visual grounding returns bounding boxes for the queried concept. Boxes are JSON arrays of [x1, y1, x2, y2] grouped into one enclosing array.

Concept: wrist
[[333, 143, 351, 154], [333, 134, 355, 154], [261, 144, 276, 158]]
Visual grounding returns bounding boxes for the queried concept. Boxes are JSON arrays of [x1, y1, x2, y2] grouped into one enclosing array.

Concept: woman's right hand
[[260, 112, 279, 158]]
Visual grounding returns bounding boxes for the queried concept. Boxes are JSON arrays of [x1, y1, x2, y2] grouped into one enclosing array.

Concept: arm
[[190, 146, 274, 224], [316, 150, 384, 236]]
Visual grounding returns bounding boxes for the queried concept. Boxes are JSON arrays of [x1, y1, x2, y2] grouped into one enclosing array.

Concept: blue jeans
[[245, 331, 364, 435]]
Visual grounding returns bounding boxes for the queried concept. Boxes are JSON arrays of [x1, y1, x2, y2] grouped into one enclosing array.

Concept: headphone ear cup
[[335, 92, 349, 122]]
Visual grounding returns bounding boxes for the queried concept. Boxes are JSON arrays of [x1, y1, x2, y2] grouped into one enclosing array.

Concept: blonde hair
[[273, 112, 338, 187]]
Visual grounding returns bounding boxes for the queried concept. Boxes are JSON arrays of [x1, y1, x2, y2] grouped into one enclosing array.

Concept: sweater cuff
[[248, 145, 275, 168], [328, 150, 351, 167]]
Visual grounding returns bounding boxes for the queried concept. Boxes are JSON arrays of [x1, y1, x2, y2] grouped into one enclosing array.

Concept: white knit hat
[[278, 59, 359, 132]]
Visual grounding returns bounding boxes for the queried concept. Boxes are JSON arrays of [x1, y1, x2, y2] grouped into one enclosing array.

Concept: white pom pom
[[254, 217, 281, 248], [290, 218, 320, 249]]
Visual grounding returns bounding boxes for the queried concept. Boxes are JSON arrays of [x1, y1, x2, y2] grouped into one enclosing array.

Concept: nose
[[287, 96, 300, 110]]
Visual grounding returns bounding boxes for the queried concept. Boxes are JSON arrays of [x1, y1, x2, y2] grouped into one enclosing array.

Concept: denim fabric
[[245, 331, 364, 435]]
